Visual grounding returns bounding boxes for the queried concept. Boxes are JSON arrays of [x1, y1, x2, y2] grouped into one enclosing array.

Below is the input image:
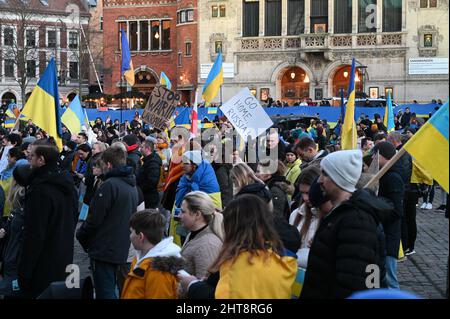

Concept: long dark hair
[[293, 166, 320, 231], [209, 194, 283, 272]]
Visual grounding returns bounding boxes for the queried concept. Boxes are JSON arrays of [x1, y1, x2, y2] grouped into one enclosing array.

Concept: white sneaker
[[426, 203, 433, 210], [420, 202, 427, 209]]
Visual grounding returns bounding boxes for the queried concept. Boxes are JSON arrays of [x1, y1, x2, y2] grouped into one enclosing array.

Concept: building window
[[421, 0, 438, 7], [334, 0, 352, 34], [311, 0, 328, 33], [47, 30, 56, 48], [358, 0, 377, 33], [288, 0, 305, 35], [220, 5, 226, 17], [69, 62, 78, 79], [265, 0, 281, 36], [140, 21, 149, 51], [178, 52, 182, 67], [243, 0, 259, 37], [212, 5, 219, 17], [118, 22, 126, 49], [161, 20, 170, 50], [383, 0, 402, 32], [424, 33, 433, 47], [26, 29, 36, 47], [4, 27, 14, 46], [69, 32, 78, 49], [4, 60, 14, 77], [187, 9, 194, 21], [100, 16, 103, 31], [181, 11, 187, 23], [151, 21, 160, 50], [185, 42, 192, 56], [215, 41, 222, 53], [129, 21, 138, 51], [27, 60, 36, 78]]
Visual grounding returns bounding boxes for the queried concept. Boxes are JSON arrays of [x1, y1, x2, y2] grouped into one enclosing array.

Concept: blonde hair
[[7, 179, 25, 211], [230, 162, 264, 193], [182, 191, 224, 241]]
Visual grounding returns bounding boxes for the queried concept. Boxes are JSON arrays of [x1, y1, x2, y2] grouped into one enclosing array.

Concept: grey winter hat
[[320, 150, 363, 193]]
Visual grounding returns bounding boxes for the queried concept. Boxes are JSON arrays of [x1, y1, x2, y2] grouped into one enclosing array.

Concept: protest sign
[[220, 88, 273, 140], [142, 84, 181, 130]]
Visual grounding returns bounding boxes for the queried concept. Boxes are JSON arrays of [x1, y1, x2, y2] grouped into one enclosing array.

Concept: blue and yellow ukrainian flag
[[20, 58, 63, 150], [202, 52, 223, 104], [403, 102, 449, 192], [383, 91, 395, 132], [121, 29, 135, 86], [341, 58, 357, 150], [61, 95, 86, 135], [160, 71, 172, 90]]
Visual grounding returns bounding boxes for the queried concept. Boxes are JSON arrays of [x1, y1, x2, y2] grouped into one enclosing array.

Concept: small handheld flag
[[20, 58, 63, 150], [61, 95, 86, 135], [341, 58, 357, 150], [160, 71, 172, 90], [190, 88, 199, 137], [202, 52, 223, 104]]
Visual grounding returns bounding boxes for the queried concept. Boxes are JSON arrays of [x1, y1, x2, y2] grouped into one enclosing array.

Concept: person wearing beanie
[[171, 150, 222, 246], [284, 144, 302, 188], [122, 134, 142, 174], [373, 141, 405, 289], [301, 149, 391, 299]]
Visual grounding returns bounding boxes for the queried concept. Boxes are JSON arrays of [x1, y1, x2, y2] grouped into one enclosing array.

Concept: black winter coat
[[76, 166, 139, 265], [212, 163, 233, 208], [378, 161, 405, 257], [301, 189, 392, 299], [18, 164, 78, 298], [267, 175, 291, 221], [127, 149, 142, 174], [137, 151, 162, 209], [83, 153, 101, 205]]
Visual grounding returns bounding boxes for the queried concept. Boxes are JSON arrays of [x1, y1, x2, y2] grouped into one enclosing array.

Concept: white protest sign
[[220, 88, 273, 140]]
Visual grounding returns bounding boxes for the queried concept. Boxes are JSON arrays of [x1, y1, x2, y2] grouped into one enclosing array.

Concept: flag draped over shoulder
[[384, 92, 395, 132], [121, 29, 135, 87], [341, 58, 357, 150], [20, 58, 63, 150], [202, 52, 223, 104], [403, 103, 449, 192], [160, 71, 172, 90], [61, 95, 86, 135]]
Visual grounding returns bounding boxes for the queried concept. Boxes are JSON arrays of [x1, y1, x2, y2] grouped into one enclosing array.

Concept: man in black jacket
[[18, 141, 78, 298], [76, 146, 139, 299], [301, 150, 389, 299], [373, 142, 405, 289], [137, 140, 162, 209], [122, 134, 142, 174]]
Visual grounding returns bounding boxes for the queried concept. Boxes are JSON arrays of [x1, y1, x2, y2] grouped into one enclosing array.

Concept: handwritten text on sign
[[142, 85, 181, 130], [220, 88, 273, 140]]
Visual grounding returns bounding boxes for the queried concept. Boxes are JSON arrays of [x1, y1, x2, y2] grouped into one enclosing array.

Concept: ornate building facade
[[198, 0, 449, 103], [0, 0, 91, 106], [103, 0, 198, 103]]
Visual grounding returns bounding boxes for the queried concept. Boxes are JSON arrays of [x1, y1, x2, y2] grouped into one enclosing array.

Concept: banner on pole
[[142, 84, 181, 130], [220, 87, 273, 140]]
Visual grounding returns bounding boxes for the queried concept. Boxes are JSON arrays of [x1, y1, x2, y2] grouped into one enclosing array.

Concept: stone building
[[0, 0, 90, 107], [197, 0, 449, 104], [102, 0, 198, 103]]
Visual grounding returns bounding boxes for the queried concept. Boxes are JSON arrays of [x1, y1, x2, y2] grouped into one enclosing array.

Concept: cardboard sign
[[220, 88, 273, 140], [142, 84, 181, 130]]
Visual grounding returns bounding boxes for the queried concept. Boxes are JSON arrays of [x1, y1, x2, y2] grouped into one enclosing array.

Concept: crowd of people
[[0, 102, 447, 299]]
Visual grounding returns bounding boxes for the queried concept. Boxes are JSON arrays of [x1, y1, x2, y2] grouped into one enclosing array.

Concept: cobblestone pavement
[[73, 194, 449, 299], [397, 195, 448, 299]]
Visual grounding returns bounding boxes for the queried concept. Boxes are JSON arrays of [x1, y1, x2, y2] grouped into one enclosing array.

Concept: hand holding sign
[[142, 84, 181, 130]]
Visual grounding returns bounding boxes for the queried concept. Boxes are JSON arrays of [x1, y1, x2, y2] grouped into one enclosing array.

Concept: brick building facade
[[103, 0, 197, 104], [0, 0, 90, 107]]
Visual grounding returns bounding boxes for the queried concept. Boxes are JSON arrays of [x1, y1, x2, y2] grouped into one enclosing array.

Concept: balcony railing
[[239, 32, 405, 51]]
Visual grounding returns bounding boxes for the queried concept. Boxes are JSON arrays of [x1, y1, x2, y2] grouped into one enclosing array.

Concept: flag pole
[[220, 85, 223, 106], [364, 148, 406, 189]]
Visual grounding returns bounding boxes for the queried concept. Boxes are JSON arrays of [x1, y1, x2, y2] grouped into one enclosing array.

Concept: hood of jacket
[[104, 165, 136, 187], [337, 188, 394, 225], [28, 163, 75, 195], [286, 158, 301, 169], [237, 182, 272, 203], [266, 174, 289, 188], [134, 237, 183, 274]]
